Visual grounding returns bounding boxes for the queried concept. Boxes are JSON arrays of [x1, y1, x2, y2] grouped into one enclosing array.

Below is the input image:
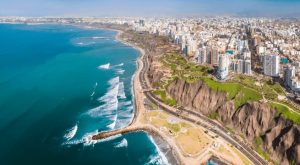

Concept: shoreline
[[2, 22, 182, 164], [114, 29, 183, 165]]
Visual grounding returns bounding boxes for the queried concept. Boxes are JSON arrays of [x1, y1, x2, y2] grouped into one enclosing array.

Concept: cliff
[[164, 78, 300, 164]]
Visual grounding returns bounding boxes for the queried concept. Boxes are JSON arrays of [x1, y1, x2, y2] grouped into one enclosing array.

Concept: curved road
[[138, 50, 268, 165]]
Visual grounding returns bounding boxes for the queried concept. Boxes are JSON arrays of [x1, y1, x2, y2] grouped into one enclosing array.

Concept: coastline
[[114, 29, 183, 165]]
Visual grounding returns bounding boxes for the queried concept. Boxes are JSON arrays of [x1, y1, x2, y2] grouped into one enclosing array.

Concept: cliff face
[[165, 78, 300, 164], [167, 79, 227, 115]]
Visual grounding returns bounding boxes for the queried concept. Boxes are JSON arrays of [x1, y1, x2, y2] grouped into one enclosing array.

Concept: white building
[[218, 54, 230, 80], [256, 46, 266, 55], [263, 54, 280, 77]]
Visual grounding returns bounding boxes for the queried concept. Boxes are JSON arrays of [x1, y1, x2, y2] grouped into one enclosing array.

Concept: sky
[[0, 0, 300, 17]]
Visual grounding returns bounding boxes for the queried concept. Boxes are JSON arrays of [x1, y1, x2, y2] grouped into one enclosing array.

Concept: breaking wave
[[98, 63, 110, 70], [115, 138, 128, 148], [63, 131, 99, 146], [87, 77, 120, 119], [76, 41, 96, 46], [107, 114, 118, 130], [146, 136, 170, 165], [64, 124, 78, 140], [92, 36, 108, 39], [118, 82, 126, 99], [116, 69, 125, 75], [115, 63, 124, 67]]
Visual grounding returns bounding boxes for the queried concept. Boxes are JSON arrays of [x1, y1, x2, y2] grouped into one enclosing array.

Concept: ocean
[[0, 23, 168, 165]]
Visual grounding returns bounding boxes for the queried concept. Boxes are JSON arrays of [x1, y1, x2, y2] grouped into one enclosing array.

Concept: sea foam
[[87, 77, 119, 117], [92, 36, 107, 39], [115, 138, 128, 148], [146, 136, 170, 165], [64, 124, 78, 140], [98, 63, 110, 70], [118, 82, 126, 99], [116, 69, 125, 75]]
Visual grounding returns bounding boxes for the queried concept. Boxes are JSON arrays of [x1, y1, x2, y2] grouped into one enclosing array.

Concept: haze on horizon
[[1, 0, 300, 17]]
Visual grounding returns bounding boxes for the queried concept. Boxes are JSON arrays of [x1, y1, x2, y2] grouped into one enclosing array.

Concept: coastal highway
[[138, 51, 268, 165]]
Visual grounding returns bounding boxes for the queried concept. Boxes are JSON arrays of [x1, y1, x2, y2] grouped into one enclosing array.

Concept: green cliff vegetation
[[269, 102, 300, 124], [158, 52, 299, 124], [161, 53, 262, 109]]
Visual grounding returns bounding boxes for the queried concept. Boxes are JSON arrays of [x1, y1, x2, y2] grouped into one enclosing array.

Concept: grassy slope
[[269, 102, 300, 124], [157, 53, 300, 124], [162, 53, 262, 109]]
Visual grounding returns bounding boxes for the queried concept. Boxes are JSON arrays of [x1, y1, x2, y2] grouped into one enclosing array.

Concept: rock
[[167, 78, 227, 115], [160, 77, 300, 164]]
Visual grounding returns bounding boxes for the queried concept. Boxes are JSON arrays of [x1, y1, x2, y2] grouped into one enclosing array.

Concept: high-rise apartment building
[[263, 54, 280, 77]]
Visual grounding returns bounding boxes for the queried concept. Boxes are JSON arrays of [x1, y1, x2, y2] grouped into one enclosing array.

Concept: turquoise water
[[0, 24, 168, 165]]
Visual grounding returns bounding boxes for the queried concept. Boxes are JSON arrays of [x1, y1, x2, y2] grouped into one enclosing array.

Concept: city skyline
[[1, 0, 300, 17]]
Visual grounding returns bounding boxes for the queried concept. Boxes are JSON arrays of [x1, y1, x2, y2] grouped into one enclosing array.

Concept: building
[[206, 47, 212, 64], [244, 60, 252, 75], [231, 59, 251, 75], [263, 54, 280, 77], [218, 54, 230, 80], [198, 47, 207, 64], [284, 66, 300, 92], [211, 47, 219, 66], [256, 46, 266, 55], [241, 51, 251, 60]]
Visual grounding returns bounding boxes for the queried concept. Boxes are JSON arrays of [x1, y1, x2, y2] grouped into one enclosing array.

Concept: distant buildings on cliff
[[1, 16, 300, 94], [131, 17, 300, 94]]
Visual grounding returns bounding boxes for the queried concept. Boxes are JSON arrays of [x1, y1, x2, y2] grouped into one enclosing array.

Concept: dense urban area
[[2, 16, 300, 164]]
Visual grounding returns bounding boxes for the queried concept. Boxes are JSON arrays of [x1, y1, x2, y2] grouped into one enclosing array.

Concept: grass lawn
[[269, 83, 286, 96], [232, 75, 261, 91], [204, 78, 262, 109], [203, 78, 241, 100], [262, 84, 278, 100], [234, 87, 263, 109], [269, 102, 300, 124]]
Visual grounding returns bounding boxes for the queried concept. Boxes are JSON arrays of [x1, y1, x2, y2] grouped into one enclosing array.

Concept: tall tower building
[[244, 60, 252, 75], [211, 47, 219, 66], [206, 47, 212, 64], [218, 54, 230, 80], [284, 66, 295, 87], [263, 54, 280, 77], [198, 47, 207, 64]]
